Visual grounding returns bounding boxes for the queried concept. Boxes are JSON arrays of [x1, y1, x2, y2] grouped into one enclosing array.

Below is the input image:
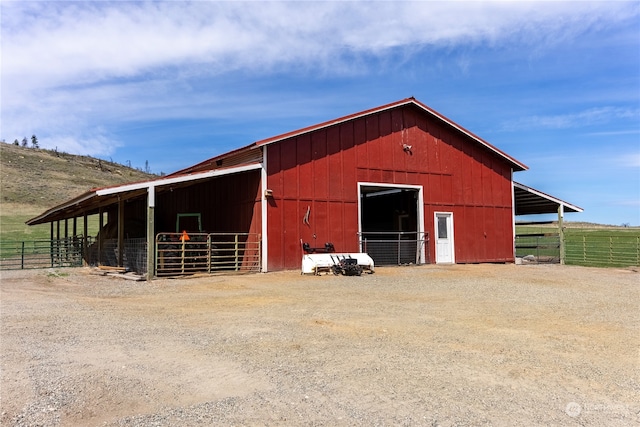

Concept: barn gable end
[[264, 102, 520, 270]]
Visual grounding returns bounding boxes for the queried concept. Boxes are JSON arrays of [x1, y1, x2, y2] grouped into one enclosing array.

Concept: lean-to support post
[[558, 204, 565, 265], [50, 222, 54, 267], [83, 213, 88, 265], [117, 197, 124, 267], [146, 185, 155, 281], [64, 219, 69, 261], [98, 208, 104, 266], [56, 220, 60, 266], [261, 147, 268, 273]]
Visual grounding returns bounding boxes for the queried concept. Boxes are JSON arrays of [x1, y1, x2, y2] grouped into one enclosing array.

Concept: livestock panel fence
[[358, 232, 429, 266], [155, 232, 261, 277], [516, 225, 640, 267], [564, 231, 640, 267], [0, 237, 86, 270]]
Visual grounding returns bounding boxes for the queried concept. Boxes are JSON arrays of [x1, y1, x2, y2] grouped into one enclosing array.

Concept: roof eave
[[513, 181, 584, 214], [26, 191, 98, 225]]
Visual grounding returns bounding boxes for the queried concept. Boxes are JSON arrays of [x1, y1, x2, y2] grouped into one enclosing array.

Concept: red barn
[[257, 97, 526, 270], [28, 98, 581, 277]]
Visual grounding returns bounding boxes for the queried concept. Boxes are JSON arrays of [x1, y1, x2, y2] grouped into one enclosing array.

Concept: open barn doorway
[[358, 183, 427, 265]]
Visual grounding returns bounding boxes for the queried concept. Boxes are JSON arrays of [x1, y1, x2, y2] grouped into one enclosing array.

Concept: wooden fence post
[[609, 236, 613, 265]]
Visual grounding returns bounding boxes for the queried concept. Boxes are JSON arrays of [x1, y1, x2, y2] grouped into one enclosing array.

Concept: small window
[[437, 216, 448, 239]]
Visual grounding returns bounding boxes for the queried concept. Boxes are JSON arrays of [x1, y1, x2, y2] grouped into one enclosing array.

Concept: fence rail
[[358, 232, 429, 266], [0, 238, 85, 270], [155, 232, 261, 277], [565, 233, 640, 267]]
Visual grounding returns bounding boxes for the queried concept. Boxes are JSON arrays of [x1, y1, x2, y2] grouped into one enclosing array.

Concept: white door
[[435, 212, 455, 264]]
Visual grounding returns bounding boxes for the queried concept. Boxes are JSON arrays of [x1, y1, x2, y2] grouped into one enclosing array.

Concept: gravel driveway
[[1, 264, 638, 426]]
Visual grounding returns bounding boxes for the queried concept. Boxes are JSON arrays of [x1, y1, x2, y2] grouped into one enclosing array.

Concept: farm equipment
[[301, 240, 374, 275], [330, 255, 363, 276]]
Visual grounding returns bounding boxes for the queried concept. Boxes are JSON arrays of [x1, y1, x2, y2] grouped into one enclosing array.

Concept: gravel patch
[[1, 264, 638, 426]]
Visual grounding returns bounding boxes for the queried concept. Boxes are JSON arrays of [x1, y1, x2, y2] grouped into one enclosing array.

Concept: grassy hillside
[[0, 143, 157, 242]]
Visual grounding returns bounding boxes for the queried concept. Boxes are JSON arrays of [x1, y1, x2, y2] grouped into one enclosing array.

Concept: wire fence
[[358, 232, 429, 266], [155, 232, 261, 277], [515, 233, 560, 264], [84, 237, 148, 274], [0, 238, 85, 270]]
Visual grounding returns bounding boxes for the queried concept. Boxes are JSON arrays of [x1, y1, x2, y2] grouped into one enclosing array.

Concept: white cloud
[[3, 2, 637, 90], [1, 1, 638, 156], [500, 107, 640, 131], [617, 152, 640, 168]]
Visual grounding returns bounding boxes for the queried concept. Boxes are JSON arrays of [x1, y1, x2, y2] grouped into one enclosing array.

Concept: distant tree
[[21, 137, 28, 147], [31, 134, 39, 148], [144, 160, 150, 174], [622, 222, 630, 228], [13, 139, 19, 146]]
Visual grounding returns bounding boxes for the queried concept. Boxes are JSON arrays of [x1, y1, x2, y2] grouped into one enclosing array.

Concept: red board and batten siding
[[266, 104, 517, 271]]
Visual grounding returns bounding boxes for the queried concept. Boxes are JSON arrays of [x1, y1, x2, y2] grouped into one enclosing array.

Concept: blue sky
[[2, 1, 639, 225]]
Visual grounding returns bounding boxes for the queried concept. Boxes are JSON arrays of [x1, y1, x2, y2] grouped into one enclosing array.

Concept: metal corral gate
[[565, 233, 640, 267], [0, 238, 85, 270], [155, 232, 261, 277], [515, 232, 560, 264], [359, 232, 429, 266]]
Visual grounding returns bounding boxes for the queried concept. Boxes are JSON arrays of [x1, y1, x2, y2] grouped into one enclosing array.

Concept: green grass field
[[1, 214, 52, 242], [0, 211, 101, 259]]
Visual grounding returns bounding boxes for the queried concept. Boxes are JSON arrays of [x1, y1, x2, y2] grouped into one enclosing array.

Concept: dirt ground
[[1, 264, 638, 426]]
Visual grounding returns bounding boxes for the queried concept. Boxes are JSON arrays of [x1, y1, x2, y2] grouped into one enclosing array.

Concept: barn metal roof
[[26, 163, 263, 225], [513, 181, 583, 215], [28, 98, 579, 227]]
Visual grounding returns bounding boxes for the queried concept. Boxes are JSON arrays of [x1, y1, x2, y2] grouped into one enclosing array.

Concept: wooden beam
[[118, 197, 124, 267], [98, 208, 104, 266], [146, 186, 155, 280], [83, 213, 88, 266], [558, 204, 565, 265], [50, 222, 54, 267]]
